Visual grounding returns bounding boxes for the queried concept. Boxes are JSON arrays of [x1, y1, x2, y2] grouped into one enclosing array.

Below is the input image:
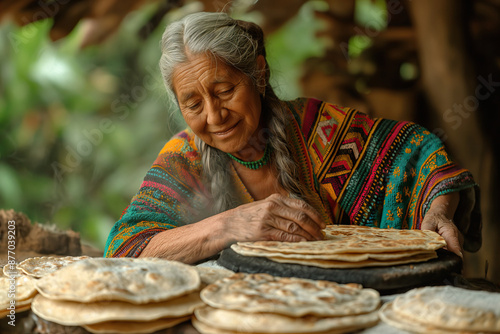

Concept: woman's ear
[[257, 54, 266, 72], [256, 55, 267, 93]]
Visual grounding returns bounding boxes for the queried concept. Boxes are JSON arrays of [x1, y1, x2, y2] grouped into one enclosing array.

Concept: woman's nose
[[206, 99, 227, 125]]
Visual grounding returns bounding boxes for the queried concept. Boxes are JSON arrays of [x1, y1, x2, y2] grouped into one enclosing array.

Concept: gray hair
[[159, 12, 302, 213]]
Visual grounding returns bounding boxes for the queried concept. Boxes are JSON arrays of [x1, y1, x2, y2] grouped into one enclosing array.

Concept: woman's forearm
[[138, 213, 229, 264], [137, 194, 326, 263], [427, 192, 460, 219]]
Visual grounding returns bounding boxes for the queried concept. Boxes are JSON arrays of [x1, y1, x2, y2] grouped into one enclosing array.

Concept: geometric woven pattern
[[303, 103, 375, 200], [295, 98, 476, 234], [321, 113, 374, 198]]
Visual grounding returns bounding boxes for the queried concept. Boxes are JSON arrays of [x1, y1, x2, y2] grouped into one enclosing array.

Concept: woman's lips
[[212, 122, 239, 137]]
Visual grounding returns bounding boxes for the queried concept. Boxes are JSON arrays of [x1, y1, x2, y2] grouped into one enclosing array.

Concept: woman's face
[[172, 54, 264, 157]]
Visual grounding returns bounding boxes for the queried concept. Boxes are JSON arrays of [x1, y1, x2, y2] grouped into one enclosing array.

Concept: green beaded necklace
[[227, 143, 272, 170]]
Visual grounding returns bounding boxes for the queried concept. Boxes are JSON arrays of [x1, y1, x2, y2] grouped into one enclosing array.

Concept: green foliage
[[0, 4, 326, 250], [0, 10, 178, 249], [348, 0, 387, 58], [266, 1, 328, 99]]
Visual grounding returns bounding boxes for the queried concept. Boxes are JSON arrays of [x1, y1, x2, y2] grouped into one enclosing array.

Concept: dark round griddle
[[217, 248, 462, 294]]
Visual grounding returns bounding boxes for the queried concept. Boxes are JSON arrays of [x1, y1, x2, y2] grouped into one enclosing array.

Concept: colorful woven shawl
[[105, 98, 480, 258]]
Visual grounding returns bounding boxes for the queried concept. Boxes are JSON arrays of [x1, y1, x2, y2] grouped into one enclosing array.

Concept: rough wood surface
[[0, 209, 82, 257]]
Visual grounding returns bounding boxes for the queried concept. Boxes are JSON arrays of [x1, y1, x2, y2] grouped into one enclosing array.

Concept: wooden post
[[409, 0, 497, 282]]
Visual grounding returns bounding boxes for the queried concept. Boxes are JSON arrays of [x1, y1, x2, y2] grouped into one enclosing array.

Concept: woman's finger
[[267, 194, 326, 239], [421, 213, 463, 258], [269, 228, 307, 243], [270, 217, 318, 241], [437, 223, 463, 258], [272, 207, 325, 240], [287, 198, 326, 229]]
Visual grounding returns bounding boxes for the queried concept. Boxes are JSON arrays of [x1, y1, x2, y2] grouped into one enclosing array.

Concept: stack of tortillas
[[193, 273, 380, 334], [380, 286, 500, 333], [0, 255, 90, 319], [0, 275, 37, 317], [11, 255, 90, 278], [31, 257, 205, 334], [232, 225, 446, 268]]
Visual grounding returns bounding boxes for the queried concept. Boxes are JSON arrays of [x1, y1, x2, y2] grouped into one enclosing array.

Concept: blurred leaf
[[0, 164, 22, 209], [266, 1, 327, 99], [355, 0, 387, 30]]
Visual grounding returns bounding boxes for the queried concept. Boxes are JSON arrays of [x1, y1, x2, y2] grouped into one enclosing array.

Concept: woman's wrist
[[138, 213, 231, 263], [427, 192, 459, 220], [199, 211, 234, 252]]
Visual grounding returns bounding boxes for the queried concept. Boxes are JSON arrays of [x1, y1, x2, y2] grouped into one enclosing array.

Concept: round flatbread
[[0, 275, 37, 307], [194, 306, 379, 333], [379, 301, 457, 334], [191, 316, 372, 334], [31, 292, 203, 326], [267, 251, 437, 268], [17, 256, 90, 278], [3, 296, 33, 308], [392, 286, 500, 332], [0, 303, 31, 318], [194, 266, 235, 286], [237, 225, 446, 255], [83, 316, 190, 334], [231, 244, 432, 261], [2, 264, 23, 278], [191, 317, 360, 334], [200, 273, 380, 317], [34, 257, 201, 303]]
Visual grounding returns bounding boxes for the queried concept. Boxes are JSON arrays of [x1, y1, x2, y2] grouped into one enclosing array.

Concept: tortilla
[[237, 225, 446, 255], [191, 316, 376, 334], [194, 266, 235, 286], [392, 286, 500, 332], [194, 306, 379, 333], [267, 251, 437, 268], [200, 273, 380, 317], [17, 256, 90, 278], [231, 244, 432, 261], [2, 264, 23, 278], [379, 301, 459, 334], [0, 275, 37, 307], [34, 257, 200, 303], [31, 292, 203, 326], [82, 316, 190, 334], [191, 317, 363, 334], [0, 297, 33, 318], [0, 303, 31, 318]]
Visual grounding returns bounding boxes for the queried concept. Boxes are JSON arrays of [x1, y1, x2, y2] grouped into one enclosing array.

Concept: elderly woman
[[104, 12, 481, 263]]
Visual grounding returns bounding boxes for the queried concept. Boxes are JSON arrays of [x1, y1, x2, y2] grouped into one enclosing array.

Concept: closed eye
[[182, 101, 202, 114], [217, 87, 234, 96], [188, 102, 201, 110]]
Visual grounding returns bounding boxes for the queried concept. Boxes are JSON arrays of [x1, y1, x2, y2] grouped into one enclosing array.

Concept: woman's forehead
[[177, 54, 238, 79], [172, 54, 246, 95]]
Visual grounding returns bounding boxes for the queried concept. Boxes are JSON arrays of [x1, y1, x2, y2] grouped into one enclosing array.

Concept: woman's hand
[[222, 194, 326, 243], [421, 192, 463, 258], [140, 193, 325, 264]]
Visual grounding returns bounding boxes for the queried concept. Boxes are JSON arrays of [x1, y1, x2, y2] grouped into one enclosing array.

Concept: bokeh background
[[0, 0, 499, 283]]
